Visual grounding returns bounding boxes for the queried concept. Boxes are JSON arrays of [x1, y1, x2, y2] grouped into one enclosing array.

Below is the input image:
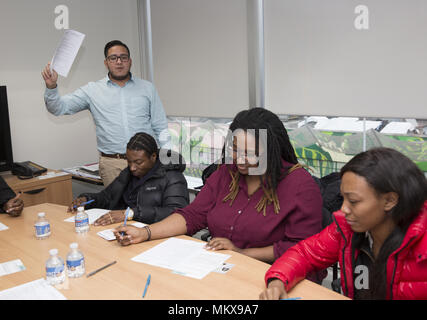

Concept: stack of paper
[[131, 237, 230, 279]]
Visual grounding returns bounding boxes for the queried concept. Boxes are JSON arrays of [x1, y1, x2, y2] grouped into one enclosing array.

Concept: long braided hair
[[221, 108, 301, 216]]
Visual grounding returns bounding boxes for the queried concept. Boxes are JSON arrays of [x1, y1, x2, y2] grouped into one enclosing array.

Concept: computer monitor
[[0, 86, 14, 172]]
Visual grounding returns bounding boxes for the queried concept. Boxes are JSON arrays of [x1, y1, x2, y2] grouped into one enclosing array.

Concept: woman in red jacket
[[260, 147, 427, 300]]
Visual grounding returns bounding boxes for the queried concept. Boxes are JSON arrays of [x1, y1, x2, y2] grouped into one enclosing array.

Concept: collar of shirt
[[104, 72, 135, 87]]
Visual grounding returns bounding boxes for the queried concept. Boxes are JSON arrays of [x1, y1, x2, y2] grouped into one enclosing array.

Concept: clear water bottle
[[75, 206, 89, 233], [45, 248, 66, 285], [66, 242, 85, 278], [35, 212, 51, 239]]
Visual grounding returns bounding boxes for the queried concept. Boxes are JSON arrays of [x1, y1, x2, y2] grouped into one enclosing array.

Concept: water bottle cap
[[38, 212, 46, 217], [77, 206, 84, 211], [70, 242, 78, 249], [49, 248, 58, 256]]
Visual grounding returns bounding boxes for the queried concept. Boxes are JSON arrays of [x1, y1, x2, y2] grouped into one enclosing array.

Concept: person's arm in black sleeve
[[133, 171, 189, 224], [0, 177, 16, 213]]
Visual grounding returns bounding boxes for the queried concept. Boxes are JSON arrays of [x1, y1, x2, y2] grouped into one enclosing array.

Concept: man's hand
[[41, 62, 58, 89], [3, 193, 24, 217]]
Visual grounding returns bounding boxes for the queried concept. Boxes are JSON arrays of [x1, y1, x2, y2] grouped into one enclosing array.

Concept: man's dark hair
[[127, 132, 158, 156], [104, 40, 130, 58]]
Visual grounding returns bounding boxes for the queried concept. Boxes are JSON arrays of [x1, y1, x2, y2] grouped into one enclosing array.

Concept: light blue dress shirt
[[44, 74, 169, 154]]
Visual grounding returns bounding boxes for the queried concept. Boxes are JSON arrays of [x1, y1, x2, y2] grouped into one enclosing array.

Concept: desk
[[0, 203, 348, 300], [2, 171, 72, 207]]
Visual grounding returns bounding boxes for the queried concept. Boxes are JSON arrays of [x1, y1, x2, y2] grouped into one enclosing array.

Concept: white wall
[[0, 0, 141, 170], [150, 0, 249, 118], [265, 0, 427, 118]]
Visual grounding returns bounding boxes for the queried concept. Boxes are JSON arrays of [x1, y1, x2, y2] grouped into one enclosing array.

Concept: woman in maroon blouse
[[114, 108, 323, 264]]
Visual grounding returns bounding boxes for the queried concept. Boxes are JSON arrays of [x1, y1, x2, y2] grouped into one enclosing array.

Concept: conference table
[[0, 203, 349, 300]]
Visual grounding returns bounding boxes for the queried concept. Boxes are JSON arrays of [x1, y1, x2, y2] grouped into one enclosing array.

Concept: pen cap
[[38, 212, 46, 218], [49, 248, 58, 256], [70, 242, 78, 249]]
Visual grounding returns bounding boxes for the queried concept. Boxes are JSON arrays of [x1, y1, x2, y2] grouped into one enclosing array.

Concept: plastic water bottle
[[45, 248, 65, 285], [66, 242, 85, 278], [75, 206, 89, 233], [35, 212, 51, 239]]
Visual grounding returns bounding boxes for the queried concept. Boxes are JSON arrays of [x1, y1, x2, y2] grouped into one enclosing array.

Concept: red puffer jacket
[[265, 201, 427, 299]]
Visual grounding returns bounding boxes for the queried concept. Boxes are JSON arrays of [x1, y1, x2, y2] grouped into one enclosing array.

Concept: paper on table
[[0, 259, 26, 277], [51, 29, 85, 77], [131, 237, 230, 279], [0, 222, 8, 231], [173, 250, 231, 279], [0, 278, 67, 300], [64, 208, 110, 224], [38, 171, 69, 180], [97, 222, 147, 241]]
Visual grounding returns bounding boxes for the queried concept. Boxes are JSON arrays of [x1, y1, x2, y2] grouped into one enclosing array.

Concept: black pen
[[86, 261, 117, 278]]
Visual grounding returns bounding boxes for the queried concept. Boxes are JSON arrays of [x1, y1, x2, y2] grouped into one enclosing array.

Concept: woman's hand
[[94, 210, 125, 226], [68, 197, 88, 212], [113, 225, 148, 246], [259, 279, 288, 300], [205, 237, 242, 253]]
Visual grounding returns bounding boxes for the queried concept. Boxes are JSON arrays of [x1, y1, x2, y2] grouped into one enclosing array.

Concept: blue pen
[[281, 297, 302, 300], [121, 207, 130, 236], [142, 274, 151, 298], [73, 199, 95, 209]]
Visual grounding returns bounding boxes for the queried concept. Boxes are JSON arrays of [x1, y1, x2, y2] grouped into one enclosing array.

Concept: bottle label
[[75, 218, 89, 227], [46, 265, 64, 277], [67, 257, 84, 269], [35, 224, 51, 236]]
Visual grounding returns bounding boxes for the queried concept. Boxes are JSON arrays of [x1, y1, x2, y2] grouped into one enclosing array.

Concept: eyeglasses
[[107, 54, 130, 63], [226, 145, 259, 163]]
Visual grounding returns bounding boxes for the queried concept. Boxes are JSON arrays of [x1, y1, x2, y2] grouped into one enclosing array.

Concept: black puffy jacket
[[80, 151, 189, 224]]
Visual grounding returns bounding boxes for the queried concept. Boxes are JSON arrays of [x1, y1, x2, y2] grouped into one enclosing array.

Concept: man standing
[[42, 40, 170, 186]]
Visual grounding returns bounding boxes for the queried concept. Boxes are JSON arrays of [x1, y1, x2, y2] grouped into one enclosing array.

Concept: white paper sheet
[[0, 259, 26, 277], [38, 171, 69, 180], [51, 29, 85, 77], [64, 208, 110, 224], [97, 222, 147, 241], [0, 222, 8, 231], [184, 175, 203, 191], [0, 278, 67, 300], [131, 238, 230, 279], [62, 166, 101, 180]]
